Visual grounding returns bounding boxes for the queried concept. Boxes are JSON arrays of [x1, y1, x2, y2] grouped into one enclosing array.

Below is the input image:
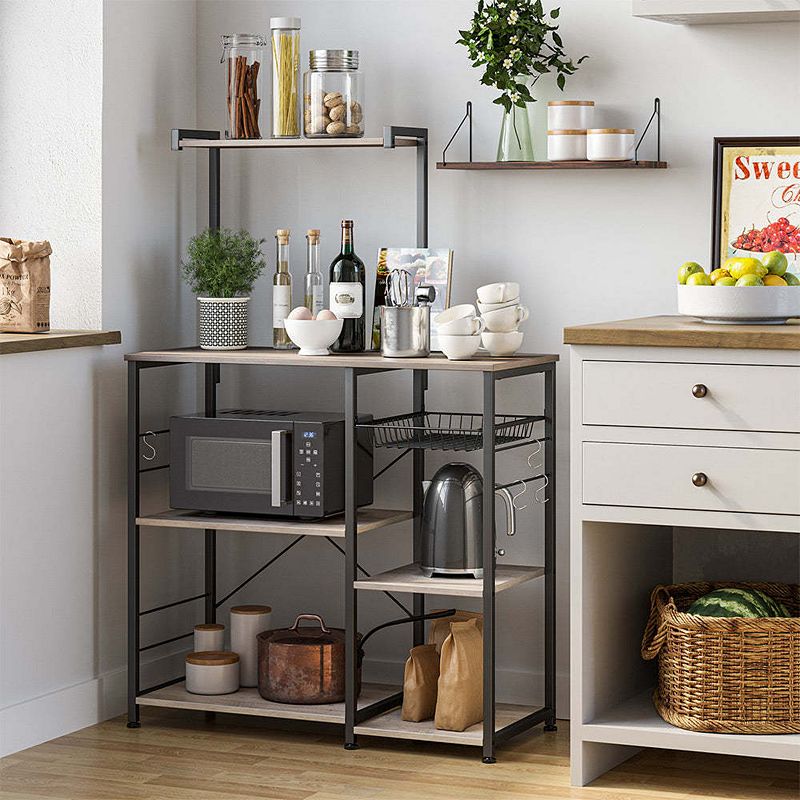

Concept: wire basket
[[360, 411, 542, 452]]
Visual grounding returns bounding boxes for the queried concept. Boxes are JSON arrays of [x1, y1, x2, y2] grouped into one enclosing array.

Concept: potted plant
[[182, 227, 266, 350], [457, 0, 587, 162]]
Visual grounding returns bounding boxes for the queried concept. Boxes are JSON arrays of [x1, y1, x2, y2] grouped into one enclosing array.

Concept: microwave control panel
[[293, 424, 323, 510]]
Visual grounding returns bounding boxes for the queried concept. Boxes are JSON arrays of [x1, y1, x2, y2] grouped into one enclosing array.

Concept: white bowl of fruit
[[284, 307, 342, 355], [677, 253, 800, 324]]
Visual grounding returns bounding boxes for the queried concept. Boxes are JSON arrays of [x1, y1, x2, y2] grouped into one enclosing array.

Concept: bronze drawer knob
[[692, 384, 708, 398], [692, 472, 708, 487]]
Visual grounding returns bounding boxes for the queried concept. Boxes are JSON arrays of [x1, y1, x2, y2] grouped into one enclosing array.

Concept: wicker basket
[[641, 581, 800, 734]]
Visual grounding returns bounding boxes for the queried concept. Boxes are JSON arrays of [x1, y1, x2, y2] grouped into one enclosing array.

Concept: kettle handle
[[494, 486, 516, 537]]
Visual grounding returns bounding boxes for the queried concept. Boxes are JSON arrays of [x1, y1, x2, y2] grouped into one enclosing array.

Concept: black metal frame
[[634, 97, 662, 165]]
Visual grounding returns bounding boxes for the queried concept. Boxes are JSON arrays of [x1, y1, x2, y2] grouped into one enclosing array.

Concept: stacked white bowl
[[435, 304, 484, 360], [476, 282, 528, 356]]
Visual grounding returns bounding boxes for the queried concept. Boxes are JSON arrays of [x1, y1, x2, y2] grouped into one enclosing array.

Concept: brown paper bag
[[401, 644, 439, 722], [428, 609, 483, 654], [434, 618, 483, 732], [0, 238, 51, 333]]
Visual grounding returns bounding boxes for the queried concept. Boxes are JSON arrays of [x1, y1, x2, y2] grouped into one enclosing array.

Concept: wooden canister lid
[[548, 100, 594, 106], [587, 128, 635, 134], [186, 650, 239, 666], [547, 129, 587, 135], [194, 623, 225, 631], [230, 605, 272, 615]]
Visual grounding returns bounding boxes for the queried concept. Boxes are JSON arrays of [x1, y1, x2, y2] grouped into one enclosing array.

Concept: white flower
[[510, 35, 519, 44], [503, 57, 513, 69], [509, 9, 519, 23], [511, 48, 521, 58], [510, 91, 520, 102], [497, 1, 507, 7]]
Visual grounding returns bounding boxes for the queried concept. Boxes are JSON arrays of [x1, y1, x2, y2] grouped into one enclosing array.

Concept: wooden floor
[[0, 710, 797, 799]]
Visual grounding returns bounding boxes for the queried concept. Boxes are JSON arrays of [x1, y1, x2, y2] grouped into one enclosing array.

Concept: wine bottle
[[304, 229, 324, 316], [329, 219, 365, 352], [273, 229, 293, 349]]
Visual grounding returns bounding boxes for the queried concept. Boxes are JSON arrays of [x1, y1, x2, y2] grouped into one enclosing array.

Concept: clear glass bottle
[[221, 34, 267, 139], [270, 17, 301, 138], [329, 220, 366, 352], [273, 229, 293, 349], [303, 50, 364, 138], [304, 229, 324, 316]]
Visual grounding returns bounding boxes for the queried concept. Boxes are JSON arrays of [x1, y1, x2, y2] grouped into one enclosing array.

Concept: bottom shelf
[[354, 703, 541, 746], [137, 681, 399, 724], [581, 690, 800, 761]]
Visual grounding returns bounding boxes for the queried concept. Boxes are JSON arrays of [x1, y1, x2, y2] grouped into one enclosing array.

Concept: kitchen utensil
[[481, 304, 529, 332], [476, 298, 519, 314], [481, 330, 524, 357], [381, 283, 436, 358], [586, 128, 635, 161], [194, 623, 225, 652], [284, 317, 343, 355], [231, 605, 272, 687], [421, 463, 515, 578], [385, 268, 413, 307], [438, 333, 481, 361], [476, 282, 519, 304], [185, 651, 240, 695], [677, 285, 800, 324], [257, 609, 454, 704]]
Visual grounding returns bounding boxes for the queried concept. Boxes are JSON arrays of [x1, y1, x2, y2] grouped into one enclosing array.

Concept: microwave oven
[[169, 410, 374, 518]]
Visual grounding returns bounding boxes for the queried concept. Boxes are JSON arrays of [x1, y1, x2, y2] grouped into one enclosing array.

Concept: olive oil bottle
[[273, 229, 293, 349]]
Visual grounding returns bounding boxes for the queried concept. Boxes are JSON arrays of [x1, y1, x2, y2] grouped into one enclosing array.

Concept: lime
[[724, 257, 767, 280], [678, 262, 704, 284], [686, 272, 712, 286], [735, 274, 764, 286], [715, 276, 736, 286], [784, 272, 800, 286], [762, 251, 789, 276], [709, 268, 731, 284], [763, 274, 788, 286]]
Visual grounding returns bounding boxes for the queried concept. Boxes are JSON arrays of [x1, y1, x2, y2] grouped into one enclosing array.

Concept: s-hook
[[142, 431, 157, 461]]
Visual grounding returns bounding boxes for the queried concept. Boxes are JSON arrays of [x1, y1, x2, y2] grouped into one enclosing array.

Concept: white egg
[[288, 306, 313, 320], [316, 309, 337, 320]]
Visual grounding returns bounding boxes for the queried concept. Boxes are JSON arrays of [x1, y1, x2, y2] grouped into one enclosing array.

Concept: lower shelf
[[581, 690, 800, 761], [137, 682, 399, 724], [354, 703, 542, 746]]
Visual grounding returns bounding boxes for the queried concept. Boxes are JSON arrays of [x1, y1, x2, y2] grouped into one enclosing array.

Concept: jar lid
[[221, 33, 268, 48], [587, 128, 635, 134], [310, 49, 359, 71], [194, 623, 225, 631], [186, 651, 239, 666], [270, 17, 301, 30], [230, 604, 272, 615], [547, 129, 587, 135], [548, 100, 594, 106]]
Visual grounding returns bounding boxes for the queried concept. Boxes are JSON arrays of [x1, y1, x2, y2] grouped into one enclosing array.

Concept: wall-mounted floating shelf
[[632, 0, 800, 24], [436, 160, 668, 171]]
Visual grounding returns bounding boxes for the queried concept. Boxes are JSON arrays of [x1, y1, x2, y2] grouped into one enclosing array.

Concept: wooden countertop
[[125, 347, 558, 372], [0, 329, 121, 355], [563, 315, 800, 350]]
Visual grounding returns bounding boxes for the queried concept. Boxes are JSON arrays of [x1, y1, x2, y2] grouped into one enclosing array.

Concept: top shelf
[[179, 136, 419, 150], [632, 0, 800, 24]]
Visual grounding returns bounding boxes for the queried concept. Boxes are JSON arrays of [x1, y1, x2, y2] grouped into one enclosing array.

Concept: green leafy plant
[[182, 227, 266, 298], [457, 0, 588, 112]]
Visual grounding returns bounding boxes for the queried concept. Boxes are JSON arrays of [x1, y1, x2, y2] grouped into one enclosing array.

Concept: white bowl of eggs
[[284, 307, 342, 355]]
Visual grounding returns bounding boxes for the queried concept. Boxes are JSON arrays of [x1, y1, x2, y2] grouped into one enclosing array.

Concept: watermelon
[[687, 587, 790, 618]]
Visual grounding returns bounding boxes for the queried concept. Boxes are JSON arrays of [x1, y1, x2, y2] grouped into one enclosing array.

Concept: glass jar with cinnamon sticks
[[221, 34, 267, 139]]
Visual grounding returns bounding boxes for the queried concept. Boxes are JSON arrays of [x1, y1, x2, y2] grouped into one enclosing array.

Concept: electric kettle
[[420, 463, 515, 578]]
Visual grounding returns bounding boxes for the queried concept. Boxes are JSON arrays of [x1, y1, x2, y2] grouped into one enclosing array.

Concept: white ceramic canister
[[185, 651, 240, 695], [230, 605, 272, 687], [586, 128, 635, 161], [194, 623, 225, 652], [547, 130, 587, 161], [547, 100, 594, 131]]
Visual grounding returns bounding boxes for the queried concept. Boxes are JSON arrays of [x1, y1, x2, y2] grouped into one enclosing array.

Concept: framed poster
[[712, 136, 800, 268], [371, 248, 453, 350]]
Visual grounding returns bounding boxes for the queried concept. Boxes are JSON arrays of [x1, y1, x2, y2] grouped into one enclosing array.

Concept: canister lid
[[547, 129, 588, 135], [194, 623, 225, 631], [186, 651, 239, 666], [221, 33, 268, 48], [587, 128, 635, 134], [270, 17, 301, 30], [230, 604, 272, 615], [310, 49, 359, 71], [548, 100, 594, 106]]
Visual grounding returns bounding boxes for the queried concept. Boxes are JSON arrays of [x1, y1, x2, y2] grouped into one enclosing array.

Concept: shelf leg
[[417, 136, 428, 248], [482, 372, 496, 763], [412, 370, 427, 644], [544, 364, 557, 731], [127, 362, 141, 728], [209, 149, 220, 230], [204, 364, 219, 724], [344, 368, 359, 750]]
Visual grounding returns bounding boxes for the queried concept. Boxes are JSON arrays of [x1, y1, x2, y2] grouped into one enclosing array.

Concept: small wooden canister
[[194, 623, 225, 652]]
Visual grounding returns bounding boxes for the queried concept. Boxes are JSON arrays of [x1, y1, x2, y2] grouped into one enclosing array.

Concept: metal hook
[[142, 431, 157, 462], [535, 473, 550, 504], [527, 441, 543, 472], [509, 480, 528, 511]]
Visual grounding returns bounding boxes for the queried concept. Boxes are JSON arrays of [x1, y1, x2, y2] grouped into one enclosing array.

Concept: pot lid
[[260, 614, 351, 646]]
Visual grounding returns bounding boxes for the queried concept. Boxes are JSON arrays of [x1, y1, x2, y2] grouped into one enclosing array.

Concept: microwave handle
[[271, 430, 289, 507]]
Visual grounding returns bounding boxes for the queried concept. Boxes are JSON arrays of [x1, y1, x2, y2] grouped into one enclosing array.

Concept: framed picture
[[712, 136, 800, 268], [371, 248, 453, 350]]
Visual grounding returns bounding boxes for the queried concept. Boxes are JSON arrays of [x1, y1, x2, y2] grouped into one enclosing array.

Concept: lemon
[[763, 274, 788, 286], [762, 251, 788, 276], [686, 272, 712, 286], [735, 274, 764, 286], [784, 272, 800, 286], [715, 276, 736, 286], [724, 257, 767, 280], [678, 262, 704, 285], [709, 268, 731, 284]]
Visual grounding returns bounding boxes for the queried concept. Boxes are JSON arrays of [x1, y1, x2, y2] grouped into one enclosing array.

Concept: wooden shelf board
[[436, 160, 668, 171], [582, 690, 800, 761], [0, 329, 121, 356], [137, 682, 399, 723], [354, 703, 542, 746], [354, 563, 544, 597], [124, 347, 558, 372], [137, 507, 411, 538], [632, 0, 800, 24], [180, 137, 418, 149]]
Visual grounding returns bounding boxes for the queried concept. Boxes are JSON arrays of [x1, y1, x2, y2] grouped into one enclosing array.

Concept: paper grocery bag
[[428, 609, 483, 654], [401, 644, 440, 722], [434, 618, 483, 732], [0, 238, 51, 333]]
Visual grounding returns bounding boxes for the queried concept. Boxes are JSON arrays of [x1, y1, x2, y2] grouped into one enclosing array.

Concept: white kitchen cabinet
[[565, 316, 800, 786]]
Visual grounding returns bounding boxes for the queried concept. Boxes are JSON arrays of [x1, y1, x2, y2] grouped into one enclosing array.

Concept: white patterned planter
[[198, 297, 249, 350]]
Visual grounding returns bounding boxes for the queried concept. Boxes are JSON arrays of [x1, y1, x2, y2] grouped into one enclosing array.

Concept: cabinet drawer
[[583, 361, 800, 433], [583, 442, 800, 515]]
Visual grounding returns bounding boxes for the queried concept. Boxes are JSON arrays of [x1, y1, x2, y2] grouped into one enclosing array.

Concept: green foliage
[[456, 0, 588, 111], [182, 227, 266, 298]]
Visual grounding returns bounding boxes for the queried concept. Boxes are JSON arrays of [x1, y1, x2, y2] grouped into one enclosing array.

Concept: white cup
[[477, 298, 519, 314], [481, 305, 529, 333], [481, 330, 524, 357], [439, 333, 481, 361], [476, 282, 519, 304], [438, 315, 484, 336], [434, 304, 476, 326]]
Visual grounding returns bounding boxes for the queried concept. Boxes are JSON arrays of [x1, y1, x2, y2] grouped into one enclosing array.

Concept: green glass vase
[[496, 104, 534, 162]]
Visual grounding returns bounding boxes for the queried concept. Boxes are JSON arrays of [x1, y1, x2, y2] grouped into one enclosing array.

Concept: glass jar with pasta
[[303, 50, 364, 138], [270, 17, 301, 138]]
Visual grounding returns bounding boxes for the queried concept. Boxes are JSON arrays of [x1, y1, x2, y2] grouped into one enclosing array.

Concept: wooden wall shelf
[[632, 0, 800, 24], [436, 160, 668, 171]]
